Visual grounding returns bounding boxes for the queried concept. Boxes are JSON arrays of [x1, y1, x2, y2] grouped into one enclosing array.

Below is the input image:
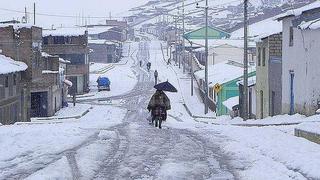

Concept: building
[[42, 28, 89, 95], [276, 1, 320, 116], [194, 61, 256, 115], [89, 39, 121, 63], [238, 76, 257, 119], [0, 23, 63, 118], [0, 54, 28, 124], [97, 26, 127, 42], [255, 33, 282, 119]]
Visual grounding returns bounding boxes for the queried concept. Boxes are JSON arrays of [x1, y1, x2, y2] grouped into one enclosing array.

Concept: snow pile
[[25, 156, 73, 180], [296, 122, 320, 135], [213, 114, 308, 125], [0, 54, 28, 74], [198, 123, 320, 179]]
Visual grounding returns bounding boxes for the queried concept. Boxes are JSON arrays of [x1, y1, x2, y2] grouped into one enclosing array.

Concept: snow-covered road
[[2, 39, 319, 180], [91, 41, 235, 179]]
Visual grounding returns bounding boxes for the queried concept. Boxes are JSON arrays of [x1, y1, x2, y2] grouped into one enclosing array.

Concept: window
[[262, 48, 266, 66], [59, 54, 86, 65], [257, 47, 261, 66], [13, 74, 17, 86], [5, 76, 9, 88], [43, 37, 48, 45], [289, 26, 294, 47]]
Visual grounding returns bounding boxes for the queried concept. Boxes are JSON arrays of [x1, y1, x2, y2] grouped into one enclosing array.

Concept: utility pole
[[182, 0, 186, 73], [24, 7, 27, 23], [190, 41, 194, 96], [243, 0, 249, 120], [33, 3, 36, 25], [174, 17, 178, 65], [204, 0, 209, 114]]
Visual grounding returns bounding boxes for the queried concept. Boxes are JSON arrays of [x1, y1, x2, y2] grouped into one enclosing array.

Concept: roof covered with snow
[[88, 39, 117, 45], [222, 96, 239, 110], [0, 23, 34, 30], [275, 1, 320, 20], [0, 54, 28, 74], [237, 76, 256, 87], [298, 18, 320, 30], [87, 26, 114, 35], [231, 16, 282, 40], [43, 27, 87, 37], [195, 61, 254, 87], [186, 39, 256, 48]]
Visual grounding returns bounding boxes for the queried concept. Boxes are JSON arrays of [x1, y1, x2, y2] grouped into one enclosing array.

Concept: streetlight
[[196, 0, 209, 114]]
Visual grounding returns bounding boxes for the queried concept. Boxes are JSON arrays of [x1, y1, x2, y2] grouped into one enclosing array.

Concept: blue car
[[97, 77, 111, 91]]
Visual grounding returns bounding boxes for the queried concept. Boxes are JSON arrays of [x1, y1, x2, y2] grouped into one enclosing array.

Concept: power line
[[0, 7, 126, 19]]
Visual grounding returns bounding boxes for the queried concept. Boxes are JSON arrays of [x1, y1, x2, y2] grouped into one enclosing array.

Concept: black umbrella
[[154, 81, 178, 92]]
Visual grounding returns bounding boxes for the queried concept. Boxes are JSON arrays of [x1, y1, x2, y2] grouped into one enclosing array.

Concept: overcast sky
[[0, 0, 149, 28]]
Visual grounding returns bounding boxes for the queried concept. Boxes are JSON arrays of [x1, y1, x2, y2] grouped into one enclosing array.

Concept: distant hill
[[126, 0, 315, 32]]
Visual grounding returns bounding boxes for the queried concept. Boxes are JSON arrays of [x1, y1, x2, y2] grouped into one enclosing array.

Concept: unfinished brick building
[[42, 28, 89, 95]]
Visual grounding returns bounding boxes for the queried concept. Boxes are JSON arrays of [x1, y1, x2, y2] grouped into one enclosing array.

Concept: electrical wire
[[0, 7, 125, 19]]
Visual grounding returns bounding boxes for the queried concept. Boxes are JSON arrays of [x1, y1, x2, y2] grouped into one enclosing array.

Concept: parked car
[[97, 77, 111, 91]]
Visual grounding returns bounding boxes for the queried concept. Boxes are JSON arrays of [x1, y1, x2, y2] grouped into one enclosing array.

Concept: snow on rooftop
[[231, 16, 282, 39], [238, 76, 256, 87], [0, 54, 27, 74], [0, 23, 34, 30], [275, 1, 320, 20], [223, 96, 239, 111], [87, 26, 113, 35], [194, 61, 243, 86], [298, 18, 320, 30], [88, 39, 117, 45], [186, 39, 256, 48], [43, 27, 87, 37]]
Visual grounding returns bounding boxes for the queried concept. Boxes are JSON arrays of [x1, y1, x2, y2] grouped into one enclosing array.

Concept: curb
[[29, 106, 93, 122]]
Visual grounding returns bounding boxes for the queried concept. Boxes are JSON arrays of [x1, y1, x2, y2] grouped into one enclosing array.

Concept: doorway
[[31, 92, 48, 117]]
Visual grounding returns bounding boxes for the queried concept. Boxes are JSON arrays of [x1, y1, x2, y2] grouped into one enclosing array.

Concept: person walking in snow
[[154, 70, 158, 85], [147, 90, 171, 128], [147, 62, 151, 71]]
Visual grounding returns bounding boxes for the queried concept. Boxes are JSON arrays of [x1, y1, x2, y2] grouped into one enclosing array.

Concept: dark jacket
[[147, 90, 171, 111]]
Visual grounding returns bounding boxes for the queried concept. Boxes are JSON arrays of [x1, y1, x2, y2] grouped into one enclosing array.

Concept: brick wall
[[0, 72, 23, 124]]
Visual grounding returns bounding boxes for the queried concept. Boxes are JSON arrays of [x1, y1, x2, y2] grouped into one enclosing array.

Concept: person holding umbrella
[[147, 81, 177, 128]]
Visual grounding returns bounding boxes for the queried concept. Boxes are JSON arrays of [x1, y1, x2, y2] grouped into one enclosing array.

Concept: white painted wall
[[282, 17, 320, 115]]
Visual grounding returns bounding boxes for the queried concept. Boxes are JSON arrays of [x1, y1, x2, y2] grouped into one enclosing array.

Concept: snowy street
[[1, 40, 320, 180]]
